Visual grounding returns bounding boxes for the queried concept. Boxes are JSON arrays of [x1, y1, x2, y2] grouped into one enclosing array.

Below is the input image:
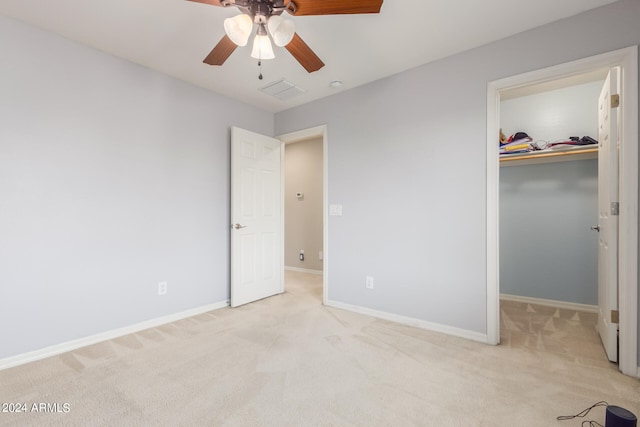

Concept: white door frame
[[486, 46, 638, 377], [277, 125, 328, 305]]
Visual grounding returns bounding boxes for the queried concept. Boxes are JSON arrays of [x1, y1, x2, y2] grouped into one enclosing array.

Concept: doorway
[[498, 73, 605, 363], [229, 125, 327, 307], [283, 137, 323, 275], [486, 47, 638, 376], [278, 125, 328, 305]]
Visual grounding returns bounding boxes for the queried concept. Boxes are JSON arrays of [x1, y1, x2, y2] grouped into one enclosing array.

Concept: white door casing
[[230, 127, 283, 307], [596, 68, 620, 362]]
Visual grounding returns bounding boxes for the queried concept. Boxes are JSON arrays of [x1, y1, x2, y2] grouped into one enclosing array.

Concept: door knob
[[231, 223, 247, 230], [591, 225, 600, 232]]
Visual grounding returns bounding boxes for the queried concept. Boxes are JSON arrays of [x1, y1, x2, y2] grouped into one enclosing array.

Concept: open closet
[[487, 46, 638, 376], [496, 70, 618, 366], [498, 71, 607, 309]]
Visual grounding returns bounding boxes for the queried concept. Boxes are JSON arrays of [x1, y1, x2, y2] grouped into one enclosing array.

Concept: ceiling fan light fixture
[[251, 32, 275, 60], [223, 14, 253, 46], [267, 15, 295, 47]]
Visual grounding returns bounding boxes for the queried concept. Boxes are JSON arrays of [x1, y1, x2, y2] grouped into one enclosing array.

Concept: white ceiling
[[0, 0, 619, 113]]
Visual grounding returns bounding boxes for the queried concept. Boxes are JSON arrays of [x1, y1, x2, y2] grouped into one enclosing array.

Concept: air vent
[[260, 79, 306, 100]]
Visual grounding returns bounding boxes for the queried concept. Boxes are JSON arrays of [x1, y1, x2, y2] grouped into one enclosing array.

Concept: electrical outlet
[[158, 281, 168, 296], [365, 276, 374, 289], [299, 250, 304, 261], [319, 251, 323, 260]]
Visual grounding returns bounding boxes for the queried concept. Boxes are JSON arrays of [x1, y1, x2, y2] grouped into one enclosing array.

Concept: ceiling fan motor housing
[[221, 0, 291, 18], [250, 1, 272, 20]]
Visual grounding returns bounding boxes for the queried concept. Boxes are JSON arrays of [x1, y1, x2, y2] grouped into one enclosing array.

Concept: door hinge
[[611, 94, 620, 108], [611, 310, 619, 324], [611, 202, 619, 216]]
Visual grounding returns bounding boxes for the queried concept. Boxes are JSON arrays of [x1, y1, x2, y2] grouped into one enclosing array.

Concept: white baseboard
[[0, 300, 229, 371], [326, 300, 488, 344], [500, 293, 598, 313], [284, 266, 323, 275]]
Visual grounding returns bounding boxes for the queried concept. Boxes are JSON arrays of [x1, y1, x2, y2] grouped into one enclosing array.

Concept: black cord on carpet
[[557, 401, 608, 426]]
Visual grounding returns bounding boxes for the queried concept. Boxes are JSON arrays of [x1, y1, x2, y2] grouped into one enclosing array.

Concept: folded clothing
[[500, 136, 532, 155]]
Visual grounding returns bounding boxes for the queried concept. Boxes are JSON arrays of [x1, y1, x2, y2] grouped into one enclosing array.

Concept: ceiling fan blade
[[286, 0, 382, 16], [203, 35, 238, 66], [285, 33, 325, 73], [185, 0, 224, 6]]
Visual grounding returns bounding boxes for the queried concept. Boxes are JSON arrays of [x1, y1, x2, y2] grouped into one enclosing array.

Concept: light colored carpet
[[500, 299, 612, 368], [0, 271, 638, 426]]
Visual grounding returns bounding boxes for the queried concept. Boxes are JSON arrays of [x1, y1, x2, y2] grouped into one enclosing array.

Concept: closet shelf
[[500, 146, 598, 166]]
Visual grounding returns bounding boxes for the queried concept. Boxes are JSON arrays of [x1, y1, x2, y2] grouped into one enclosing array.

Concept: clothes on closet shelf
[[499, 131, 532, 155], [499, 130, 598, 156]]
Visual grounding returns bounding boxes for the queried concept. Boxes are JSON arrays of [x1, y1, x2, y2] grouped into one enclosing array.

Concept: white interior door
[[596, 68, 620, 362], [230, 127, 283, 307]]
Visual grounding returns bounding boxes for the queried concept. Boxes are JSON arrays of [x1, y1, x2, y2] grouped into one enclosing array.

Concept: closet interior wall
[[499, 79, 604, 306]]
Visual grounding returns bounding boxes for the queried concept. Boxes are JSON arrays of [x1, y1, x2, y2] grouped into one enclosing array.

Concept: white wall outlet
[[319, 250, 323, 260], [299, 250, 304, 261], [365, 276, 374, 289], [158, 281, 168, 296]]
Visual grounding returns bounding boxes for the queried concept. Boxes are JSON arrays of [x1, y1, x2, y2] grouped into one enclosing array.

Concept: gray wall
[[500, 81, 601, 305], [275, 0, 640, 342], [500, 160, 598, 304], [0, 15, 273, 359], [284, 138, 323, 271]]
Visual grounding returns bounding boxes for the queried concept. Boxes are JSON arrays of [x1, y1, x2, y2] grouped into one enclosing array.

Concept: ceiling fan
[[187, 0, 383, 75]]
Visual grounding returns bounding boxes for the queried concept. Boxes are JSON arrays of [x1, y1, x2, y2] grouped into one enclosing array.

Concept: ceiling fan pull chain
[[258, 60, 263, 80]]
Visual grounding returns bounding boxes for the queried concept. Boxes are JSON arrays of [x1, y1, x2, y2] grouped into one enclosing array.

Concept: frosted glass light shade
[[267, 15, 295, 47], [251, 34, 275, 59], [224, 14, 253, 46]]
